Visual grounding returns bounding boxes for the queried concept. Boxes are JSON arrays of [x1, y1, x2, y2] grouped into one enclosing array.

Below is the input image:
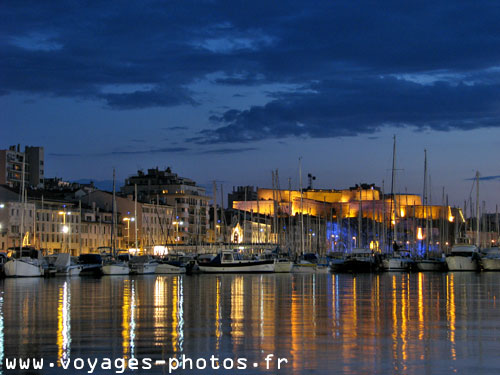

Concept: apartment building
[[0, 145, 44, 189], [121, 167, 209, 244]]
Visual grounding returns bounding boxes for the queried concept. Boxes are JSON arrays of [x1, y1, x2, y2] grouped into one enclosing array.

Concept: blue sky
[[1, 0, 499, 210]]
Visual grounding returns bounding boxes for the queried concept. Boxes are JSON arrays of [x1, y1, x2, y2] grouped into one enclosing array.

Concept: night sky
[[1, 1, 499, 210]]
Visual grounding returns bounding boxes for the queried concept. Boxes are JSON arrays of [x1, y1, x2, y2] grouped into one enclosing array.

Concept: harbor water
[[1, 272, 500, 374]]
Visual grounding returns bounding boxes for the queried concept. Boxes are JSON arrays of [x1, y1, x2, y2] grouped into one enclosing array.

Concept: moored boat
[[129, 255, 158, 274], [54, 253, 83, 276], [445, 244, 480, 271], [4, 247, 44, 277], [480, 246, 500, 271], [78, 253, 103, 276], [415, 257, 446, 272], [381, 250, 413, 271], [102, 253, 131, 275], [199, 250, 274, 273], [341, 248, 377, 273], [156, 261, 186, 274]]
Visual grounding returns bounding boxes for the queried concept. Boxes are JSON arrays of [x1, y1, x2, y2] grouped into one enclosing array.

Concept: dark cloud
[[99, 87, 197, 110], [465, 175, 500, 181], [3, 0, 500, 130], [51, 147, 189, 156], [163, 126, 188, 131], [199, 147, 258, 154], [104, 147, 190, 155], [194, 77, 500, 143]]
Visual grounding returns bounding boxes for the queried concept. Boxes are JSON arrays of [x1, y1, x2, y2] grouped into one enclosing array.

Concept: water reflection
[[0, 292, 4, 375], [1, 273, 500, 374], [57, 281, 71, 365]]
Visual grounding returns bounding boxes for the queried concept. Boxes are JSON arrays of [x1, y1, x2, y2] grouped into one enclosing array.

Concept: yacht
[[328, 252, 346, 273], [156, 260, 186, 274], [445, 244, 480, 271], [342, 248, 377, 273], [129, 255, 158, 274], [415, 256, 446, 272], [102, 253, 131, 275], [78, 253, 104, 276], [381, 250, 414, 271], [480, 245, 500, 271], [4, 247, 44, 277], [198, 250, 274, 273], [259, 250, 293, 273], [54, 253, 83, 276]]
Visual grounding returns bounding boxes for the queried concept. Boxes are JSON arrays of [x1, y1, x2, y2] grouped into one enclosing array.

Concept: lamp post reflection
[[122, 280, 136, 360], [57, 281, 71, 366], [0, 292, 4, 375]]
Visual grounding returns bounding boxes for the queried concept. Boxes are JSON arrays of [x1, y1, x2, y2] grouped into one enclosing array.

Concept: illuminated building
[[121, 167, 209, 245], [231, 184, 466, 253]]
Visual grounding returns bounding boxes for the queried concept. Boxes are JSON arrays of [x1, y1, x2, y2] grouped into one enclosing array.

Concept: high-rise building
[[0, 145, 44, 189]]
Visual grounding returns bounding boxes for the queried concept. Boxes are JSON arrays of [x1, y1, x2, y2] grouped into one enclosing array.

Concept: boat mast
[[134, 184, 138, 251], [423, 149, 428, 255], [213, 181, 218, 245], [476, 171, 480, 248], [299, 157, 305, 256], [390, 135, 397, 249], [111, 168, 116, 258], [358, 184, 362, 248], [20, 155, 26, 251]]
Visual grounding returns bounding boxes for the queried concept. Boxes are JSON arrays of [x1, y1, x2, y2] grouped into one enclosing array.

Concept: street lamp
[[59, 210, 71, 252]]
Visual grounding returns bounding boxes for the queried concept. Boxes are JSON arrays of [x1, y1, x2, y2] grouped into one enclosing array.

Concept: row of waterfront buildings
[[0, 145, 498, 256]]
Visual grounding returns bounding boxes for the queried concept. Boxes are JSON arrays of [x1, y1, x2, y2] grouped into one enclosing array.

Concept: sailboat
[[292, 158, 317, 273], [102, 169, 130, 275], [381, 136, 413, 271], [415, 150, 445, 271], [446, 172, 480, 271], [4, 166, 44, 277]]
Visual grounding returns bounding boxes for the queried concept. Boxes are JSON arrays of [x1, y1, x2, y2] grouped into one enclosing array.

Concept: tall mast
[[299, 157, 304, 256], [390, 135, 397, 247], [213, 181, 217, 244], [134, 184, 138, 250], [20, 155, 25, 251], [423, 149, 428, 254], [111, 169, 116, 257], [358, 184, 362, 248], [476, 171, 480, 248]]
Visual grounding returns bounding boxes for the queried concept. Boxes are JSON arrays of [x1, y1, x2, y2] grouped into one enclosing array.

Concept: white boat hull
[[446, 256, 479, 271], [102, 264, 130, 275], [416, 260, 445, 272], [199, 263, 275, 273], [292, 263, 317, 273], [156, 263, 186, 274], [4, 259, 42, 277], [130, 263, 158, 274], [382, 258, 411, 271], [481, 258, 500, 271], [56, 266, 83, 276], [274, 261, 293, 273]]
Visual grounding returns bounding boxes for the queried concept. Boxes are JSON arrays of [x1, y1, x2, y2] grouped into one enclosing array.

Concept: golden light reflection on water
[[418, 273, 424, 341], [57, 281, 70, 366], [0, 293, 4, 374], [447, 273, 456, 360], [1, 272, 495, 374], [230, 276, 244, 344], [215, 277, 221, 350], [122, 280, 136, 360]]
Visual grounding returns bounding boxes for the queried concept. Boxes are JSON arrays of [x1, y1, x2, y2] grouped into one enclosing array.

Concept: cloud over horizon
[[3, 0, 500, 144]]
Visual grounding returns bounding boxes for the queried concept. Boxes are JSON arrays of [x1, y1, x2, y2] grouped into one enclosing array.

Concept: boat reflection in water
[[0, 272, 499, 374]]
